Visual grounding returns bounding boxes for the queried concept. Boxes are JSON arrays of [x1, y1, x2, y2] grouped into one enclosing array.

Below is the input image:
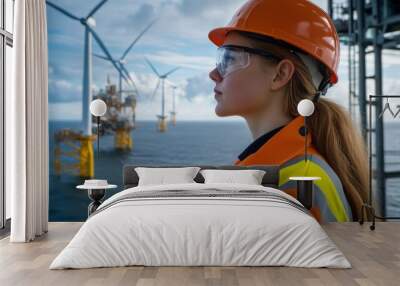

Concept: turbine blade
[[120, 64, 140, 97], [151, 79, 161, 101], [144, 57, 160, 77], [121, 19, 158, 61], [87, 0, 109, 18], [120, 72, 140, 98], [46, 1, 80, 21], [164, 67, 180, 77], [93, 53, 110, 61], [120, 64, 134, 84], [88, 26, 125, 80], [120, 67, 129, 83]]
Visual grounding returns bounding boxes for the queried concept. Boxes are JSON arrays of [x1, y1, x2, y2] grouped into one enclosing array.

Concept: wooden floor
[[0, 222, 398, 286]]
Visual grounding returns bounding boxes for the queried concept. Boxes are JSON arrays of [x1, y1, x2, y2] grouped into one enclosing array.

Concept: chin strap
[[312, 78, 332, 103]]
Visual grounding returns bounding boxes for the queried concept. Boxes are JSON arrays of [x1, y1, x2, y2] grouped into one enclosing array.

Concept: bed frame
[[122, 165, 280, 190], [122, 165, 318, 210]]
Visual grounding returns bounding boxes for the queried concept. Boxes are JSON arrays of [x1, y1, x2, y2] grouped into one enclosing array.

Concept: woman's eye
[[224, 55, 236, 64]]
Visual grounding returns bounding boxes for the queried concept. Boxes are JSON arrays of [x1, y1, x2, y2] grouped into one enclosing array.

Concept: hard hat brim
[[209, 27, 243, 47], [208, 27, 338, 85]]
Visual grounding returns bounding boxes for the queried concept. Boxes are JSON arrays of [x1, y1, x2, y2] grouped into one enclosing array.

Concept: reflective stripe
[[280, 180, 339, 223], [279, 154, 351, 222], [280, 155, 353, 218], [281, 154, 353, 219]]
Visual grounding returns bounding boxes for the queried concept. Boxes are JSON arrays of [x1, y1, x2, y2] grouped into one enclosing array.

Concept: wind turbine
[[168, 83, 178, 126], [47, 0, 124, 136], [145, 57, 179, 132], [93, 19, 157, 101]]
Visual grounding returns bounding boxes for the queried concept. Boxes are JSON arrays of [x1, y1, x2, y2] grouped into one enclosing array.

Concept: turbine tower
[[145, 57, 179, 132], [47, 0, 123, 136], [169, 84, 178, 126]]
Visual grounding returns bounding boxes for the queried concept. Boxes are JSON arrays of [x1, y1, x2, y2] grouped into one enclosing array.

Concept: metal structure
[[359, 95, 400, 230], [145, 57, 179, 132], [169, 84, 178, 126], [93, 77, 135, 151], [54, 130, 96, 178], [54, 77, 135, 177], [329, 0, 400, 218]]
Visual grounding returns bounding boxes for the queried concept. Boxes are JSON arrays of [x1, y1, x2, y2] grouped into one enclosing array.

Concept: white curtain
[[7, 0, 49, 242]]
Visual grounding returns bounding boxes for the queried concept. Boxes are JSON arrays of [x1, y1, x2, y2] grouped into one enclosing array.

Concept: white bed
[[49, 182, 351, 269]]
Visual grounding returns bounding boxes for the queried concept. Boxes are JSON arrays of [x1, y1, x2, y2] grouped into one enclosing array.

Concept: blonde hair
[[237, 31, 368, 220]]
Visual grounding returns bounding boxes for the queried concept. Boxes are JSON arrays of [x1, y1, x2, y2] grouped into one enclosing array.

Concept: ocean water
[[49, 120, 252, 221], [49, 120, 400, 221]]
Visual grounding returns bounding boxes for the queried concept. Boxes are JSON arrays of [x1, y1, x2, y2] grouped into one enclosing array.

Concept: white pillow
[[135, 167, 201, 186], [200, 169, 266, 185]]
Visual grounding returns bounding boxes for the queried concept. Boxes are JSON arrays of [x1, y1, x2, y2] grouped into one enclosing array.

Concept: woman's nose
[[209, 67, 222, 82]]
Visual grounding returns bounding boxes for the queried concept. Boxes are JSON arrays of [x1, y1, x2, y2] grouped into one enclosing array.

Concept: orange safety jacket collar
[[235, 116, 319, 166]]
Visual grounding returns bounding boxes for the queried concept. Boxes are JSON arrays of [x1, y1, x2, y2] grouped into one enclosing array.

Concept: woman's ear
[[270, 59, 295, 91]]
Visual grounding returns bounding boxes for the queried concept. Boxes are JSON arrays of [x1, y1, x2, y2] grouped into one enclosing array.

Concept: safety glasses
[[216, 44, 281, 78]]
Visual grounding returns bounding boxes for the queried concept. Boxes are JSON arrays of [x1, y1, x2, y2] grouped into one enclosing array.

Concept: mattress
[[49, 183, 351, 269]]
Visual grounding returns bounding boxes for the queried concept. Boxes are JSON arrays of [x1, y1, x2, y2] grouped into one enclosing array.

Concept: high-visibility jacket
[[234, 116, 353, 223]]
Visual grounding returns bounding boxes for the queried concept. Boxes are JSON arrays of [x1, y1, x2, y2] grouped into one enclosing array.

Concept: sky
[[47, 0, 400, 122]]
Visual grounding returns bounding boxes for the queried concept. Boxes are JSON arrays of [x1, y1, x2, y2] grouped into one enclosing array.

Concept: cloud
[[175, 0, 243, 16], [89, 0, 242, 47], [49, 78, 82, 102], [135, 87, 230, 121], [126, 3, 157, 29], [184, 73, 214, 101], [49, 101, 82, 121], [48, 32, 83, 47], [124, 71, 214, 103], [126, 72, 217, 121], [103, 70, 223, 121], [142, 51, 215, 72]]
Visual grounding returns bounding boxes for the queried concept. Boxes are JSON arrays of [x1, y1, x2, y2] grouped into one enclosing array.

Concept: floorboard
[[0, 222, 398, 286]]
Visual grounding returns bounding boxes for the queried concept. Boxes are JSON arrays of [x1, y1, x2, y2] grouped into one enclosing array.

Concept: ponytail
[[309, 98, 368, 220]]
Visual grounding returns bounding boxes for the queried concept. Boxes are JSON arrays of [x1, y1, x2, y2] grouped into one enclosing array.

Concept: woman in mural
[[208, 0, 368, 223]]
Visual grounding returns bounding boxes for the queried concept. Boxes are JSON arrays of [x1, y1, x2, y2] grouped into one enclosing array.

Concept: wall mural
[[47, 0, 252, 221], [47, 0, 400, 221]]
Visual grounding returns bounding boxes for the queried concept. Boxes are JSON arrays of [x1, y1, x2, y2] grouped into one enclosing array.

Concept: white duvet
[[50, 183, 351, 269]]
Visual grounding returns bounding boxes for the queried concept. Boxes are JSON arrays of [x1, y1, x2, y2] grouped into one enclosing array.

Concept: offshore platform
[[54, 77, 136, 178], [92, 76, 136, 151]]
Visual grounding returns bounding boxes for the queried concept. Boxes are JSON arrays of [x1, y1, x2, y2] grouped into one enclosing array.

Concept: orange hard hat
[[208, 0, 340, 85]]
